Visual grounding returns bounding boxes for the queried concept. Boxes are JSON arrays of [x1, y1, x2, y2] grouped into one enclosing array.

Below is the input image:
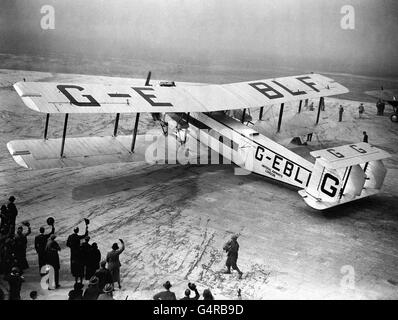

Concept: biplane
[[366, 88, 398, 122], [7, 72, 390, 210]]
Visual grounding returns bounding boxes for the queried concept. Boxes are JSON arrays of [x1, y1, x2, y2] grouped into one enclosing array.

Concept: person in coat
[[223, 234, 243, 279], [34, 223, 55, 274], [94, 260, 113, 292], [86, 242, 101, 281], [153, 281, 177, 300], [45, 234, 61, 288], [80, 236, 92, 281], [106, 239, 125, 289], [5, 266, 24, 300], [6, 196, 18, 235], [14, 224, 31, 271], [0, 205, 9, 232], [66, 223, 88, 283]]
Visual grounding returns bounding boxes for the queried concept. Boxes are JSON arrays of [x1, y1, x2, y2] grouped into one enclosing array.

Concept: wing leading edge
[[14, 73, 348, 114]]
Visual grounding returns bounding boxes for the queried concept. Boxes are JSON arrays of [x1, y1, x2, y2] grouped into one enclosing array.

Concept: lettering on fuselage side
[[320, 173, 340, 197], [249, 82, 284, 99], [272, 80, 307, 96], [255, 146, 309, 186], [132, 87, 173, 107], [57, 85, 101, 107], [296, 76, 320, 93]]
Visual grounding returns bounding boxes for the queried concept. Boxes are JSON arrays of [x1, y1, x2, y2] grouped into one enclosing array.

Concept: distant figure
[[45, 234, 61, 288], [66, 221, 89, 283], [68, 282, 84, 300], [307, 132, 313, 142], [223, 234, 243, 279], [97, 283, 114, 300], [376, 99, 385, 116], [94, 260, 113, 292], [180, 283, 200, 300], [153, 281, 177, 300], [308, 102, 314, 111], [202, 289, 214, 300], [35, 223, 55, 273], [338, 105, 344, 122], [14, 223, 32, 271], [5, 267, 24, 300], [83, 276, 100, 300], [363, 131, 368, 143], [304, 99, 309, 108], [6, 196, 18, 235], [358, 103, 365, 118], [237, 288, 242, 300], [106, 239, 125, 289]]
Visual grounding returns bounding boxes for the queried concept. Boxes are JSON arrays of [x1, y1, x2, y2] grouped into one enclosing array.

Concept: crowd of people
[[1, 195, 243, 300], [0, 195, 127, 300]]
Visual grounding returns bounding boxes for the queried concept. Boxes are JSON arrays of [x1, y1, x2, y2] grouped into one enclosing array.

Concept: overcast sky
[[1, 0, 397, 76]]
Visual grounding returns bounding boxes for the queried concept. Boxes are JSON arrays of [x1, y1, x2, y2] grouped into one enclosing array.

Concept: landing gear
[[391, 113, 398, 123]]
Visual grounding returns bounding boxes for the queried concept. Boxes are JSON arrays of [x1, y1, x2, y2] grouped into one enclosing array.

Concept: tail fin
[[298, 143, 390, 210]]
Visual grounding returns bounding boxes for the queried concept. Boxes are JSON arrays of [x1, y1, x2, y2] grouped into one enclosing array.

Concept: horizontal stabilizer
[[298, 143, 391, 210]]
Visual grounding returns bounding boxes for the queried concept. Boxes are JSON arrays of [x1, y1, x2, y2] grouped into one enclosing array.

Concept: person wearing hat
[[68, 282, 84, 300], [94, 260, 113, 292], [97, 283, 114, 300], [106, 239, 125, 289], [5, 267, 24, 300], [66, 220, 89, 284], [34, 220, 55, 274], [14, 223, 31, 271], [83, 276, 100, 300], [180, 282, 200, 300], [223, 234, 243, 279], [153, 281, 177, 300], [45, 234, 61, 288], [6, 196, 18, 235]]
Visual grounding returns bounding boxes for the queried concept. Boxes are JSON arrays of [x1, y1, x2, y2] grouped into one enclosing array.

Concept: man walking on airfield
[[223, 234, 243, 279]]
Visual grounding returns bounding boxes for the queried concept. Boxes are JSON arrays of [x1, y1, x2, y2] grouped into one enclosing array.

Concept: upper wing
[[14, 74, 348, 114]]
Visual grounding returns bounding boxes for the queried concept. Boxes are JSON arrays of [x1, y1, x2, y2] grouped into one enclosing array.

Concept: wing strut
[[259, 106, 264, 120], [131, 113, 140, 152], [298, 100, 302, 113], [60, 113, 69, 158], [316, 97, 324, 124], [113, 113, 120, 137], [43, 113, 50, 140], [277, 103, 284, 133]]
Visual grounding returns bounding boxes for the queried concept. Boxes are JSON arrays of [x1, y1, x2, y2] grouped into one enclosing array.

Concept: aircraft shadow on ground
[[71, 164, 262, 201]]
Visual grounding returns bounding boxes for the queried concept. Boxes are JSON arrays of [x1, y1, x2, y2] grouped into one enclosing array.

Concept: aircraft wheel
[[391, 113, 398, 123]]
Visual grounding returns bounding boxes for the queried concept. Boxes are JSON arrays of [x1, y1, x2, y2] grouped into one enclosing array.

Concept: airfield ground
[[0, 63, 397, 300]]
